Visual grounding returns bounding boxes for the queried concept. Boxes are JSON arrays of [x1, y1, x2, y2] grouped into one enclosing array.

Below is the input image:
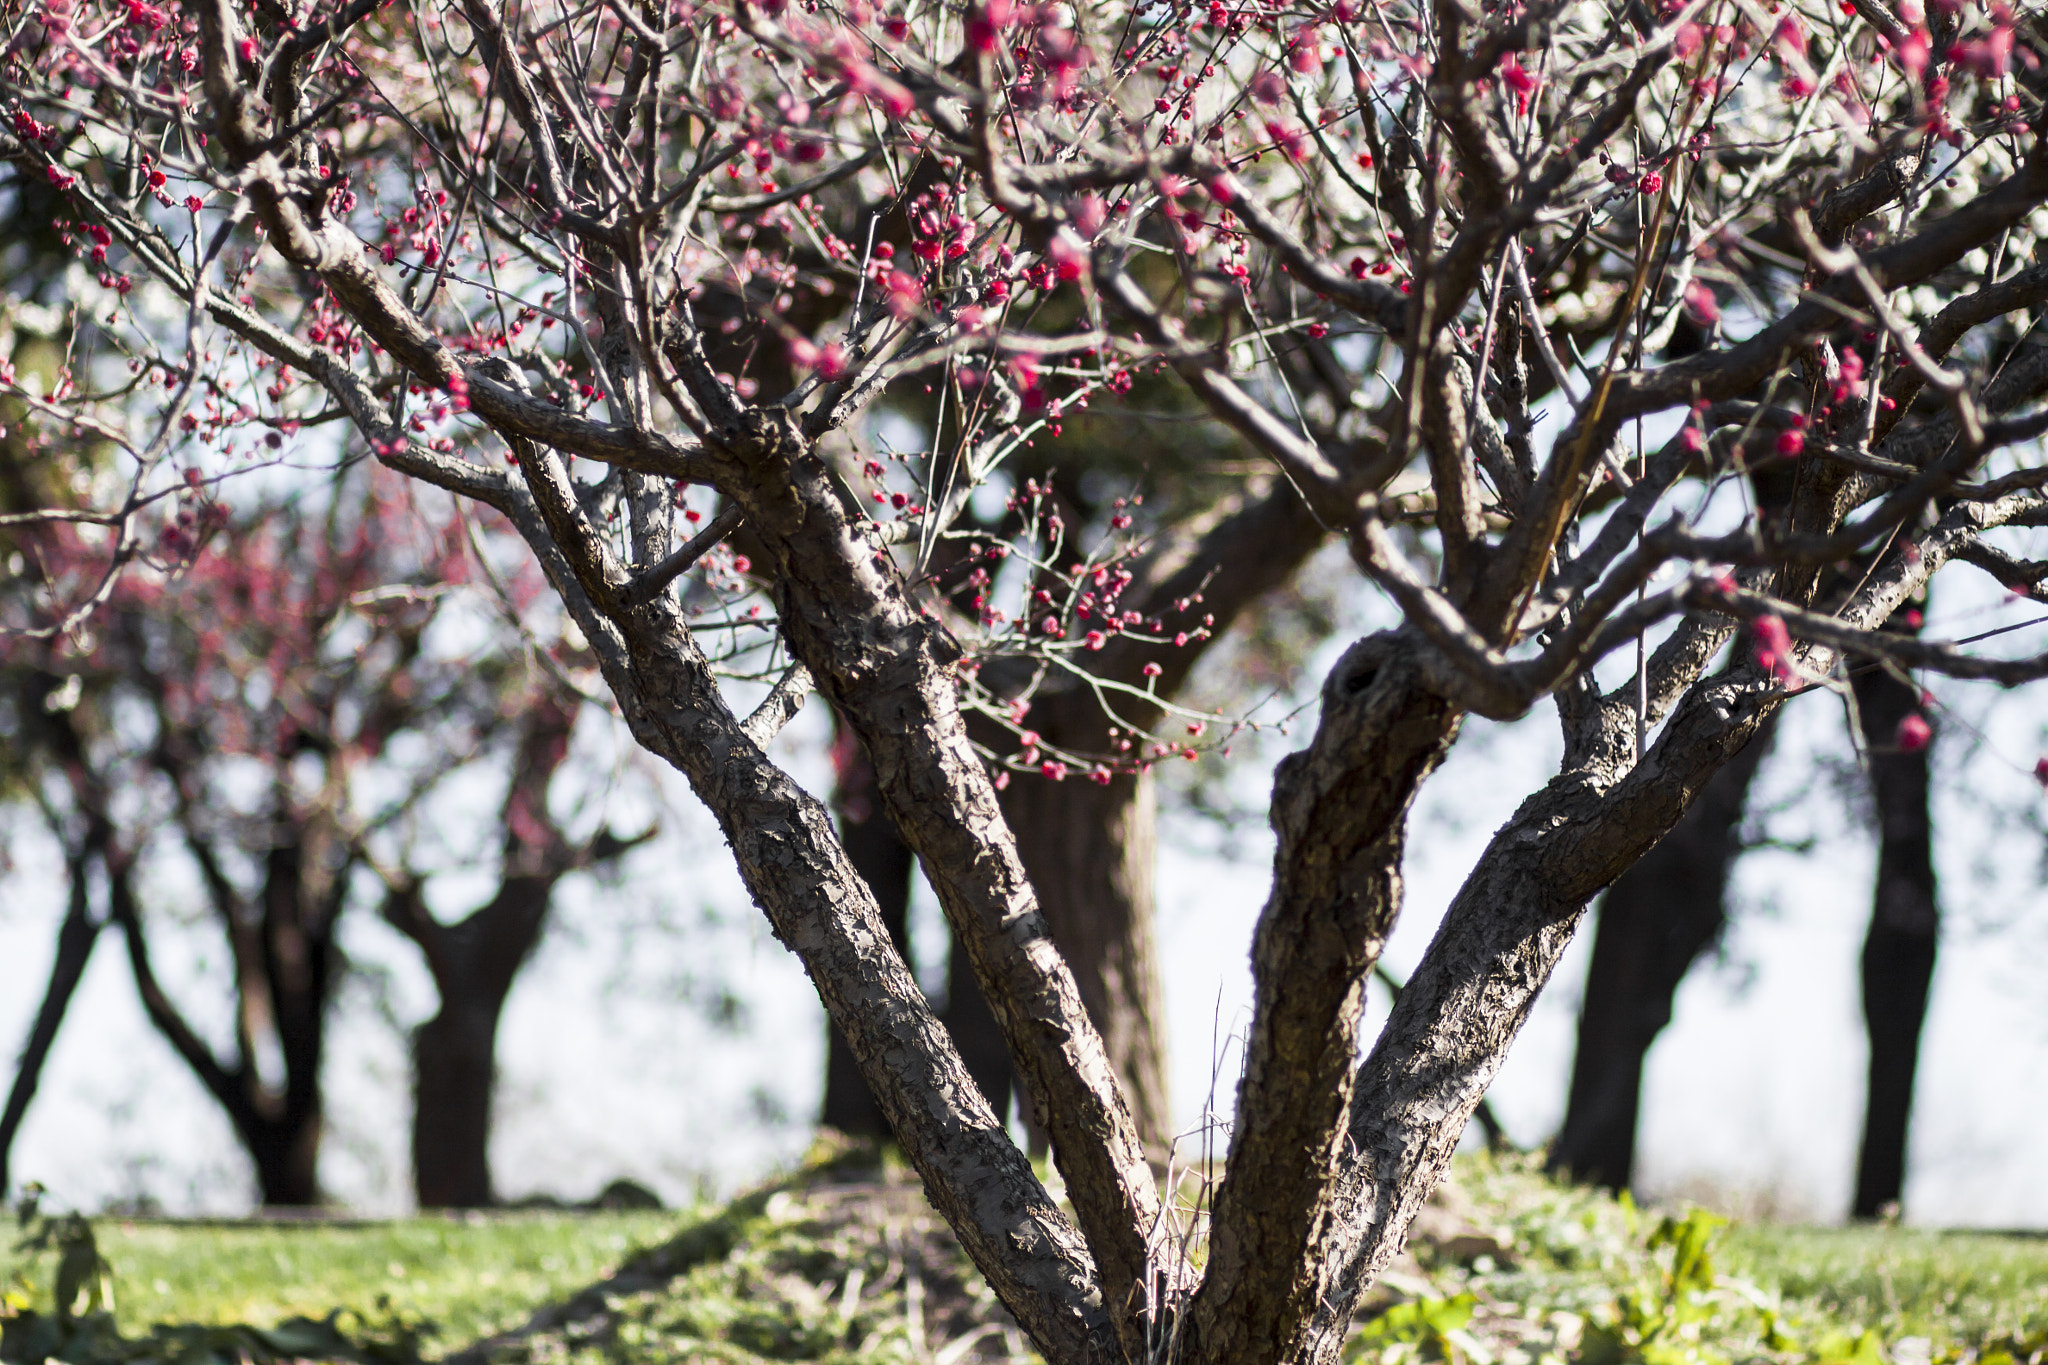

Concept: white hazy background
[[5, 555, 2048, 1225]]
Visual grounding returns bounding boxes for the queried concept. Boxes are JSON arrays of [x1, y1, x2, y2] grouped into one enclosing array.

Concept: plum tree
[[5, 0, 2048, 1354]]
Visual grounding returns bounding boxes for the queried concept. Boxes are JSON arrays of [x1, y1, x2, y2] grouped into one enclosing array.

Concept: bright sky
[[5, 567, 2047, 1226]]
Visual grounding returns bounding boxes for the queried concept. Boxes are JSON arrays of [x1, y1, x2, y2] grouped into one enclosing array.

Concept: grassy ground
[[1719, 1224, 2048, 1346], [4, 1151, 2045, 1365], [93, 1212, 683, 1346]]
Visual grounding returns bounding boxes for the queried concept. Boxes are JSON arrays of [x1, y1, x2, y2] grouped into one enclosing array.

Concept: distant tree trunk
[[822, 714, 919, 1137], [242, 1105, 325, 1207], [388, 694, 604, 1208], [1850, 638, 1938, 1220], [413, 991, 510, 1207], [111, 826, 339, 1208], [998, 756, 1171, 1159], [1549, 714, 1777, 1191], [0, 839, 105, 1196], [944, 917, 1020, 1133], [822, 712, 1171, 1154]]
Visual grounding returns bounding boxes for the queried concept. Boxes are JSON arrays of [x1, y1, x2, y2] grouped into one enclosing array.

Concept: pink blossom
[[884, 269, 922, 319], [1250, 69, 1286, 105], [1895, 712, 1933, 752], [965, 0, 1013, 53], [787, 337, 848, 379], [1499, 54, 1538, 115], [1266, 120, 1308, 163], [1775, 429, 1805, 457], [1673, 21, 1704, 58], [1047, 229, 1088, 283], [1684, 279, 1720, 326], [1772, 14, 1807, 57], [845, 61, 915, 118], [1953, 26, 2015, 77], [1832, 349, 1865, 403], [1753, 614, 1797, 683], [1896, 29, 1931, 78], [1071, 193, 1107, 239]]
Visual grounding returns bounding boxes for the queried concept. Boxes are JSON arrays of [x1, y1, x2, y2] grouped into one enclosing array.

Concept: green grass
[[89, 1211, 684, 1347], [6, 1152, 2047, 1365], [1719, 1224, 2048, 1347]]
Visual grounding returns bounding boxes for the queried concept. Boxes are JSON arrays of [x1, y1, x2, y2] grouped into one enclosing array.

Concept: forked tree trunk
[[1549, 715, 1776, 1190], [394, 695, 594, 1209], [114, 841, 340, 1209], [1850, 644, 1939, 1219]]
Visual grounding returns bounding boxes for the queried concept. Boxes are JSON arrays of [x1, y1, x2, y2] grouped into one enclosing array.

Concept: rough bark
[[1298, 481, 2021, 1362], [1849, 639, 1939, 1220], [952, 475, 1332, 1157], [1550, 713, 1778, 1191], [696, 406, 1166, 1341], [1187, 640, 1464, 1362], [1000, 756, 1170, 1157], [1306, 667, 1775, 1365], [821, 712, 919, 1138], [469, 437, 1126, 1365]]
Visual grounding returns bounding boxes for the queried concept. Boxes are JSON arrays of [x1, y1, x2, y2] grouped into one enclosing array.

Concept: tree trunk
[[999, 764, 1171, 1159], [395, 692, 597, 1208], [1850, 646, 1938, 1219], [944, 913, 1022, 1133], [821, 704, 1172, 1152], [0, 852, 104, 1196], [412, 999, 506, 1207], [1549, 714, 1777, 1191], [242, 1106, 324, 1207], [400, 870, 567, 1208], [822, 716, 920, 1137]]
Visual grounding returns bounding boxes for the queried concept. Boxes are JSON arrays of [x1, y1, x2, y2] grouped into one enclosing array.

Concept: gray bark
[[1551, 712, 1778, 1190]]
